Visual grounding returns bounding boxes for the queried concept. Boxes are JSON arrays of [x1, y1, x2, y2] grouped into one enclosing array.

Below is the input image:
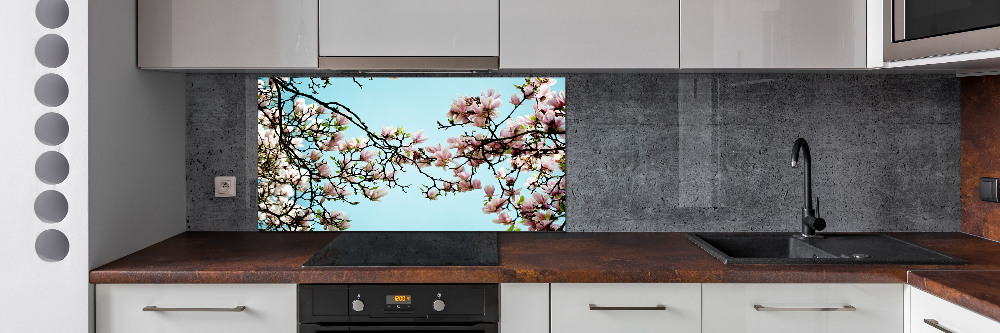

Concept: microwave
[[884, 0, 1000, 62]]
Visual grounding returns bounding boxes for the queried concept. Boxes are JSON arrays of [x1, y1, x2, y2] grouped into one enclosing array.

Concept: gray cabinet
[[500, 0, 680, 69], [680, 0, 875, 68], [138, 0, 318, 69]]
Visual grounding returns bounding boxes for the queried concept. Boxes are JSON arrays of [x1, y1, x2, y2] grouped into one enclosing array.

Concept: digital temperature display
[[386, 295, 412, 304]]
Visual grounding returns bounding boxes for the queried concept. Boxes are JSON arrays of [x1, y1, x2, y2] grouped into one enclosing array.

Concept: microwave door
[[896, 0, 1000, 42]]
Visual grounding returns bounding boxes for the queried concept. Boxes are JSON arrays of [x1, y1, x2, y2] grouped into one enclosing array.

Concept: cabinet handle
[[924, 319, 955, 333], [143, 306, 247, 312], [589, 304, 667, 311], [753, 305, 856, 312]]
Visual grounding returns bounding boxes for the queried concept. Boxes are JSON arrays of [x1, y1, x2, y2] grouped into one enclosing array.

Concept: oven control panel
[[299, 284, 498, 323]]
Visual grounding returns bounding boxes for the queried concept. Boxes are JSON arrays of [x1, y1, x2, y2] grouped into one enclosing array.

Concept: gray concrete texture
[[186, 73, 961, 232]]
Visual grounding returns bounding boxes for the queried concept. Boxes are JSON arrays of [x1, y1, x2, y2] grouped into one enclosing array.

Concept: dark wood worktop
[[89, 231, 1000, 325], [908, 270, 1000, 323], [91, 231, 1000, 284]]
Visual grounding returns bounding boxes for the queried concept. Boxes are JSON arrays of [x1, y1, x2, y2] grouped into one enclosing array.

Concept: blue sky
[[268, 77, 565, 231]]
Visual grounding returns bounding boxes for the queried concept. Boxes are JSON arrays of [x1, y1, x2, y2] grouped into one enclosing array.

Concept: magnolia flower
[[483, 184, 495, 197], [360, 149, 377, 162], [411, 130, 428, 144], [334, 114, 349, 126], [309, 150, 323, 162], [540, 156, 557, 172], [426, 189, 439, 200], [365, 187, 389, 201], [510, 94, 521, 105], [317, 163, 334, 177], [493, 211, 513, 225], [381, 126, 396, 138]]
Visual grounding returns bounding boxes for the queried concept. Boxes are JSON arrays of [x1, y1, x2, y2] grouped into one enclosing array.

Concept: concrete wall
[[187, 73, 960, 232]]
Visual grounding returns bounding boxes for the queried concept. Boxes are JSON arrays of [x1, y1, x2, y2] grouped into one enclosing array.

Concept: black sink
[[686, 233, 966, 265]]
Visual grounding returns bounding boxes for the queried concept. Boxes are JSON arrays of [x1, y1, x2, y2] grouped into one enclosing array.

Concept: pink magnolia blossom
[[317, 163, 334, 177], [360, 149, 377, 162], [365, 187, 389, 201], [381, 126, 396, 138], [411, 130, 428, 144], [309, 150, 323, 161], [493, 211, 513, 224]]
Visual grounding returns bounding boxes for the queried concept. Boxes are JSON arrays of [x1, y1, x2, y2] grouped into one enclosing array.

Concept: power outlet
[[215, 176, 236, 197]]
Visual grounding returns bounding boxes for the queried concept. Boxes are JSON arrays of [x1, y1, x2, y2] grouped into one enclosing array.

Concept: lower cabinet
[[95, 284, 297, 333], [550, 283, 702, 333], [910, 287, 1000, 333], [500, 283, 549, 333], [702, 284, 903, 333]]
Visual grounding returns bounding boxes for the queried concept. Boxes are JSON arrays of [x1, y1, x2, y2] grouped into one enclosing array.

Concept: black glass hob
[[303, 232, 499, 266]]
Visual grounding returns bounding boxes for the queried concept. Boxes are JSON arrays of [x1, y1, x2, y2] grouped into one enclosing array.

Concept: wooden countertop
[[90, 231, 1000, 322], [908, 270, 1000, 323], [90, 231, 1000, 284]]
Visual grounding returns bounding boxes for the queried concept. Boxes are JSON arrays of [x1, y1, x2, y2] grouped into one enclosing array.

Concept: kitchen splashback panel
[[187, 73, 960, 232], [257, 77, 565, 231]]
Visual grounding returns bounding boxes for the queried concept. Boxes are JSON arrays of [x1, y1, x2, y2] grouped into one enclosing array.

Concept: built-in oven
[[884, 0, 1000, 61], [299, 284, 498, 333]]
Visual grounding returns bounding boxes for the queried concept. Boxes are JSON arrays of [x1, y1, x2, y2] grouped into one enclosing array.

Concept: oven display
[[386, 295, 412, 304]]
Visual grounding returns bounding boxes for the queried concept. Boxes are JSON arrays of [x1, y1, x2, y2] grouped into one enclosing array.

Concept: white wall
[[88, 0, 186, 270], [0, 0, 185, 331], [0, 0, 90, 331]]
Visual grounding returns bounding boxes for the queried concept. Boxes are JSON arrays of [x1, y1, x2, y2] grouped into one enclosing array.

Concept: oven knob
[[352, 299, 365, 312], [432, 299, 446, 312]]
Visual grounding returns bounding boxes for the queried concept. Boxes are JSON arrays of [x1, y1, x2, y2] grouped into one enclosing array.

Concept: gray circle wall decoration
[[35, 112, 69, 146], [35, 229, 69, 262], [34, 73, 69, 107], [36, 0, 69, 29], [34, 190, 68, 223], [35, 34, 69, 68], [35, 151, 69, 185]]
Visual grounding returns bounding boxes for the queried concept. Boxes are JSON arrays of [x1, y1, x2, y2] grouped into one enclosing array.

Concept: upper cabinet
[[136, 0, 885, 70], [318, 0, 500, 70], [500, 0, 680, 69], [137, 0, 318, 69], [680, 0, 876, 69]]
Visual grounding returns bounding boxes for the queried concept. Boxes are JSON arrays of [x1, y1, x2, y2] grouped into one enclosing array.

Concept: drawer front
[[550, 283, 701, 333], [911, 288, 1000, 333], [96, 284, 296, 333], [702, 283, 903, 333]]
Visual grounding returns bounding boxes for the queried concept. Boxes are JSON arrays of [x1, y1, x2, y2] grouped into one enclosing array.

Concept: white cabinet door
[[96, 284, 297, 333], [319, 0, 499, 57], [911, 287, 1000, 333], [138, 0, 318, 69], [681, 0, 869, 68], [551, 283, 701, 333], [500, 284, 549, 333], [501, 0, 680, 69], [702, 283, 903, 333]]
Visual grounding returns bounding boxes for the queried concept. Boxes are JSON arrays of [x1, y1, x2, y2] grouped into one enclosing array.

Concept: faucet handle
[[815, 197, 820, 218]]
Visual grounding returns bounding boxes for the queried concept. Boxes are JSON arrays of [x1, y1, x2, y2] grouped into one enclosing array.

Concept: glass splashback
[[257, 77, 566, 231]]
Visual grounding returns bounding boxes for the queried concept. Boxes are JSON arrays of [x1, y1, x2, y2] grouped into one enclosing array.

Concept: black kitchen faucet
[[791, 138, 826, 238]]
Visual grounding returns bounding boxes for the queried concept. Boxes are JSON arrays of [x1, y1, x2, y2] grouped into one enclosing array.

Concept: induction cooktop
[[303, 232, 499, 267]]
